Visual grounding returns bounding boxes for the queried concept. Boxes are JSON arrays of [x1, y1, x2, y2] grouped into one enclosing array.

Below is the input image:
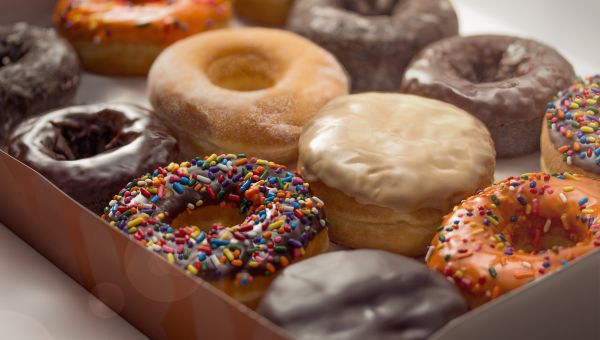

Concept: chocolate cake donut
[[287, 0, 458, 92], [258, 249, 467, 340], [401, 35, 576, 158], [6, 104, 179, 213], [0, 22, 80, 144]]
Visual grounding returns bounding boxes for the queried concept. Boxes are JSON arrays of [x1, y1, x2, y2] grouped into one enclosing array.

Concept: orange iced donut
[[427, 172, 600, 308], [53, 0, 231, 75]]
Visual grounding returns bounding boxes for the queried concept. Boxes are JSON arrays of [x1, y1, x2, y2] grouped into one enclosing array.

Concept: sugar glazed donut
[[298, 93, 495, 256], [401, 35, 575, 157], [427, 172, 600, 308], [541, 76, 600, 179], [0, 23, 80, 143], [287, 0, 458, 92], [102, 154, 329, 306], [234, 0, 295, 26], [6, 104, 179, 213], [53, 0, 231, 75], [148, 28, 349, 164]]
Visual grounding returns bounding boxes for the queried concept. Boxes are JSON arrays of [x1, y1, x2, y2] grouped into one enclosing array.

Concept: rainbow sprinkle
[[103, 154, 327, 288]]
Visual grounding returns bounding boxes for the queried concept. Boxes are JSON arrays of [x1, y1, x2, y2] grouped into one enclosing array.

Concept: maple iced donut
[[401, 35, 575, 157], [541, 76, 600, 179], [53, 0, 231, 75], [427, 172, 600, 308], [298, 93, 496, 256], [234, 0, 295, 25], [148, 28, 349, 164], [102, 154, 329, 307]]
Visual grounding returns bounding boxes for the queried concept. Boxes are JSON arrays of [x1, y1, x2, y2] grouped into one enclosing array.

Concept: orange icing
[[427, 172, 600, 308], [53, 0, 230, 45]]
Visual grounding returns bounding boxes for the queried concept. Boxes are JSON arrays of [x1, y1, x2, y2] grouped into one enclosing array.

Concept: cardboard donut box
[[1, 2, 600, 340]]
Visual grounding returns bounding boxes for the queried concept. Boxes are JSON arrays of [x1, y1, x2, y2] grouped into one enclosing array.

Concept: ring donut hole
[[341, 0, 404, 16], [449, 42, 531, 83], [170, 204, 247, 232], [497, 212, 588, 253], [47, 110, 138, 160], [206, 49, 278, 92], [0, 35, 28, 68]]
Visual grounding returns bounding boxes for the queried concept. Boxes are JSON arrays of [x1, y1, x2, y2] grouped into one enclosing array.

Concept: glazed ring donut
[[234, 0, 294, 26], [0, 23, 80, 144], [287, 0, 458, 92], [148, 27, 348, 164], [102, 154, 329, 307], [401, 34, 575, 157], [6, 104, 179, 214], [541, 76, 600, 179], [53, 0, 231, 75], [427, 172, 600, 308]]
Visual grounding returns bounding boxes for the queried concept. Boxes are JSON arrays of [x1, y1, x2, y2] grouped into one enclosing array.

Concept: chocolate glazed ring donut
[[6, 104, 179, 213], [0, 22, 80, 144], [401, 35, 576, 158], [287, 0, 458, 92]]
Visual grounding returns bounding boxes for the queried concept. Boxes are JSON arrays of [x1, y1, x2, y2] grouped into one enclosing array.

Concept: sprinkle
[[488, 266, 497, 278], [543, 218, 552, 233], [579, 197, 589, 206], [559, 192, 568, 203]]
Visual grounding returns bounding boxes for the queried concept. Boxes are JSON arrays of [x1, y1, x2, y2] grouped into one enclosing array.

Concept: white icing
[[298, 93, 495, 213]]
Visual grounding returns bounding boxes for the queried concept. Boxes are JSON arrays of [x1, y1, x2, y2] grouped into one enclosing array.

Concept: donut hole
[[206, 50, 277, 91], [503, 215, 587, 253], [170, 205, 246, 231], [341, 0, 404, 16], [450, 43, 531, 83], [0, 35, 28, 68], [48, 110, 137, 160]]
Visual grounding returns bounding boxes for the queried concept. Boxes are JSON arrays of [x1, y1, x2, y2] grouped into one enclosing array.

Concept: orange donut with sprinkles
[[427, 172, 600, 308], [53, 0, 231, 75]]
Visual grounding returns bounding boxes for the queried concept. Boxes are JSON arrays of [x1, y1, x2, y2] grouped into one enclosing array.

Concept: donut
[[102, 154, 329, 307], [0, 22, 80, 144], [148, 27, 349, 164], [287, 0, 458, 92], [258, 249, 468, 340], [427, 172, 600, 308], [541, 76, 600, 178], [6, 103, 179, 214], [298, 93, 496, 256], [234, 0, 294, 26], [401, 34, 576, 158], [53, 0, 231, 76]]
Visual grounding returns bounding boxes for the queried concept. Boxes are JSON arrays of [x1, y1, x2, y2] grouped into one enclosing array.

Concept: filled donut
[[0, 22, 80, 144], [401, 34, 576, 157], [298, 93, 496, 256], [148, 27, 349, 164], [287, 0, 458, 92], [102, 154, 329, 307], [53, 0, 231, 75], [234, 0, 294, 26], [258, 250, 467, 340], [427, 172, 600, 308], [541, 76, 600, 178], [6, 103, 179, 213]]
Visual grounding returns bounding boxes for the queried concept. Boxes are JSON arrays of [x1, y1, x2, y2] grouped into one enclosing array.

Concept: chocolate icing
[[400, 35, 575, 157], [6, 104, 179, 213], [258, 249, 467, 340], [0, 22, 80, 144], [287, 0, 458, 92]]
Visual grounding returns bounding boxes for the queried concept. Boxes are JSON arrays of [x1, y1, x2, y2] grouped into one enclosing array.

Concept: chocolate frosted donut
[[401, 35, 576, 157], [287, 0, 458, 92], [0, 22, 80, 144], [6, 104, 179, 213], [258, 249, 467, 340]]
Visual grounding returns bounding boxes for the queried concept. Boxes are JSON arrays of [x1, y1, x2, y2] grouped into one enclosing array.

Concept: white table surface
[[1, 0, 600, 339]]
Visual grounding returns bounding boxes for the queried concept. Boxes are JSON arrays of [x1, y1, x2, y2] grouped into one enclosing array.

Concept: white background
[[1, 0, 600, 338]]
